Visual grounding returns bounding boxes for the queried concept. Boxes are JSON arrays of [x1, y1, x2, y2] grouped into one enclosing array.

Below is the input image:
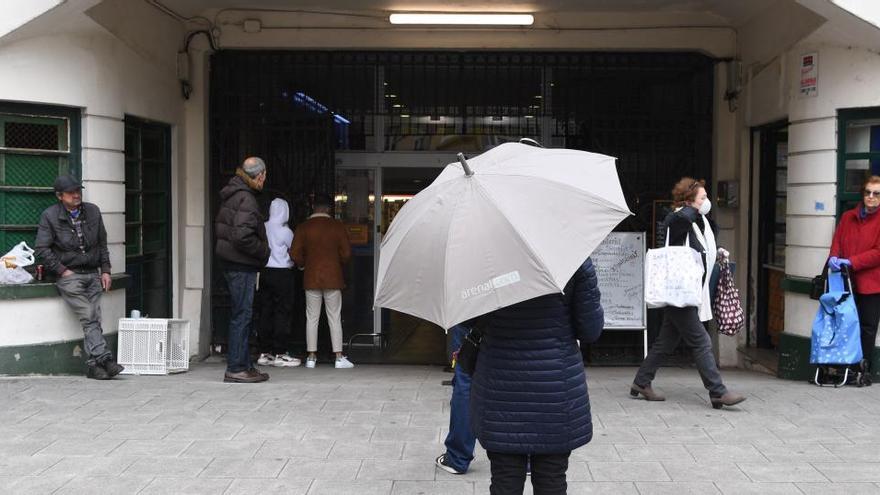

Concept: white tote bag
[[644, 228, 704, 308]]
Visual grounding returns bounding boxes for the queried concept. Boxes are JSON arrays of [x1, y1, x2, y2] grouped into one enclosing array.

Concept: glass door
[[335, 153, 451, 364], [757, 123, 788, 349], [335, 168, 377, 349], [124, 117, 171, 318]]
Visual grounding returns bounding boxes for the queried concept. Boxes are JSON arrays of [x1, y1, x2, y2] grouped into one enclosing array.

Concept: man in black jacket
[[215, 157, 271, 383], [35, 175, 124, 380]]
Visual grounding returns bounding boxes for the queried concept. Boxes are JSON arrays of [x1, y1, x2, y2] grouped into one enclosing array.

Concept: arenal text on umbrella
[[461, 271, 521, 300]]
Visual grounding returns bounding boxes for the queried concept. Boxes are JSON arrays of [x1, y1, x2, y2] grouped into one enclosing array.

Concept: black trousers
[[856, 293, 880, 372], [258, 268, 295, 354], [487, 451, 569, 495]]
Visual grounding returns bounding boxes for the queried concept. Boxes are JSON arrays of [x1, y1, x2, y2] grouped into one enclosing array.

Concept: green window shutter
[[0, 104, 80, 251]]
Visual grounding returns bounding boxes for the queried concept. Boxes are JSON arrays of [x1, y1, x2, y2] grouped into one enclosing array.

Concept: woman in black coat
[[470, 258, 604, 495], [630, 177, 745, 408]]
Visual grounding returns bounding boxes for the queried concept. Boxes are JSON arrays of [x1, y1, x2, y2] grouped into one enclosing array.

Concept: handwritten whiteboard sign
[[591, 232, 646, 329]]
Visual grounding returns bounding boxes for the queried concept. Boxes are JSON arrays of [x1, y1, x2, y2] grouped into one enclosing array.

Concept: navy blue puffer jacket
[[469, 258, 604, 454]]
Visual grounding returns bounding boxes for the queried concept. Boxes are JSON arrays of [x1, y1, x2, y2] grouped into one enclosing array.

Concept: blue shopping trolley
[[810, 266, 864, 387]]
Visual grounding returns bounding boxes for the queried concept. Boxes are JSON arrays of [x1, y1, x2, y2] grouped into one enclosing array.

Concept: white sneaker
[[273, 354, 301, 367], [305, 356, 317, 369], [335, 356, 355, 369], [257, 353, 274, 366]]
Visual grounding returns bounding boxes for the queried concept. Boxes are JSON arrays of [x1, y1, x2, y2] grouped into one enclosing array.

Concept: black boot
[[98, 356, 125, 377], [87, 365, 111, 380]]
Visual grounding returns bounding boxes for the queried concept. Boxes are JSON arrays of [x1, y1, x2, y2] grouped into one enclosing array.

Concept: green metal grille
[[0, 229, 36, 254], [0, 192, 56, 225], [4, 121, 60, 150], [2, 154, 65, 186]]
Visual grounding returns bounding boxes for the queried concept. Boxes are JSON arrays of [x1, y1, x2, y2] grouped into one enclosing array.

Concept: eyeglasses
[[865, 190, 880, 198]]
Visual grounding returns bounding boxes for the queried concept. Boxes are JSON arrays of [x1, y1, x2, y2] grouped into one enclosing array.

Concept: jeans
[[56, 273, 112, 366], [259, 268, 295, 354], [634, 306, 727, 397], [856, 293, 880, 372], [305, 289, 343, 353], [225, 270, 257, 373], [487, 451, 570, 495], [443, 324, 475, 473]]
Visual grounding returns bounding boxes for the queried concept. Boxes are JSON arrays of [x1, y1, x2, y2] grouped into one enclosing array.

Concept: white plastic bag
[[0, 242, 36, 285], [644, 229, 704, 308], [0, 266, 33, 285], [1, 241, 35, 268]]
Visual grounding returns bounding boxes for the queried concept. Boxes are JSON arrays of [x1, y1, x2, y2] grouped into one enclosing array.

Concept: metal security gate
[[208, 50, 714, 362], [209, 52, 337, 349]]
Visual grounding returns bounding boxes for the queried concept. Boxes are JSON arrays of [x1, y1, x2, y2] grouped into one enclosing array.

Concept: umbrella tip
[[457, 153, 474, 177]]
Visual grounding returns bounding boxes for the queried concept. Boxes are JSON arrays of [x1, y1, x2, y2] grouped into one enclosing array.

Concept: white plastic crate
[[117, 318, 190, 375]]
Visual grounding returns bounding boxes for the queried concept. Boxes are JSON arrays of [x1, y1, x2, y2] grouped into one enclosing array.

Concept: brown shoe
[[251, 368, 270, 380], [710, 391, 746, 409], [629, 383, 665, 401], [224, 369, 269, 383]]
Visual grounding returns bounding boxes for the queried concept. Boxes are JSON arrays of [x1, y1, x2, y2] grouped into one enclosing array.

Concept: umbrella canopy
[[374, 142, 631, 330]]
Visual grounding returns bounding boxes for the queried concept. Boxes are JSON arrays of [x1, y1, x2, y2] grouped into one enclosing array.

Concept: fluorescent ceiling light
[[389, 13, 534, 26], [831, 0, 880, 29]]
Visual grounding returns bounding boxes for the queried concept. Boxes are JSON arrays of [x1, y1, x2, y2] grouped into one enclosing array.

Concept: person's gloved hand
[[717, 247, 730, 259], [828, 257, 852, 271]]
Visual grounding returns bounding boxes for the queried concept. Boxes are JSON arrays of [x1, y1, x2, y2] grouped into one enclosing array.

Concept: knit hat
[[242, 157, 266, 177]]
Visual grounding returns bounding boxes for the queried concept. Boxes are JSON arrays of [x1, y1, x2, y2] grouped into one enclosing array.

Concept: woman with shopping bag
[[826, 175, 880, 386], [631, 177, 746, 409]]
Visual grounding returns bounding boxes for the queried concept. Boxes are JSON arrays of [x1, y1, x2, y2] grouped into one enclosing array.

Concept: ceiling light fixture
[[389, 13, 534, 26]]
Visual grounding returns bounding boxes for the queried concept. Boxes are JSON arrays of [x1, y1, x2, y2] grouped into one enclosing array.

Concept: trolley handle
[[826, 264, 856, 295]]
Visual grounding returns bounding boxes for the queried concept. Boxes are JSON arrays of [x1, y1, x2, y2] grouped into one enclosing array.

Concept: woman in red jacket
[[828, 175, 880, 384]]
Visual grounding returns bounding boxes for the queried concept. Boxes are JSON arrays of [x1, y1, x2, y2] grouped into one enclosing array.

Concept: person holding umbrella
[[374, 142, 633, 494], [630, 177, 745, 408], [470, 257, 604, 494], [827, 175, 880, 385]]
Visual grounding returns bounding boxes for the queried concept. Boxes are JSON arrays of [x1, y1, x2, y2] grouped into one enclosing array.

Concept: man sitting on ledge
[[34, 175, 124, 380]]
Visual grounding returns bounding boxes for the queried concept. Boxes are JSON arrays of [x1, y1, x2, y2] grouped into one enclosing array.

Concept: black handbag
[[810, 264, 829, 301], [455, 327, 482, 375]]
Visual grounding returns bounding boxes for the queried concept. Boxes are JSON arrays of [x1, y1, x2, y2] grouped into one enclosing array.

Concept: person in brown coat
[[290, 194, 354, 369]]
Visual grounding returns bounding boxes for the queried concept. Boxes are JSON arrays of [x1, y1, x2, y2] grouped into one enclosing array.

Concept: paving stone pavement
[[1, 363, 880, 494]]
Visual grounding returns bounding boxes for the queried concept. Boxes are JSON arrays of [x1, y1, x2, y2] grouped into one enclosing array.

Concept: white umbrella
[[374, 141, 631, 330]]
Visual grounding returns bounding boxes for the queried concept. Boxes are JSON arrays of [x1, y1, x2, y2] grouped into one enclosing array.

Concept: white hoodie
[[265, 198, 295, 268]]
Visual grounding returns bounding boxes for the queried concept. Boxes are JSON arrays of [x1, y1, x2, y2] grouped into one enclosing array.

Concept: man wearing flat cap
[[215, 157, 272, 383], [35, 175, 124, 380]]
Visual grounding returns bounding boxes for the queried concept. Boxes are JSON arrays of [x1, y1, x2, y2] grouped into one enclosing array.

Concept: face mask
[[698, 199, 712, 215]]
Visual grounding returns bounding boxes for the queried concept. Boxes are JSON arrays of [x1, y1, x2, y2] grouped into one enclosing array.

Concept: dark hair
[[312, 193, 333, 209], [671, 177, 706, 207]]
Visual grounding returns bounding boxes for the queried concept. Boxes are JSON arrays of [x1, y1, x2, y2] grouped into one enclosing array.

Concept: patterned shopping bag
[[712, 259, 743, 336]]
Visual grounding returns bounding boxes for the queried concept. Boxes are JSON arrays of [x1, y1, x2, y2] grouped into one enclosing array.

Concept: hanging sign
[[800, 53, 818, 97]]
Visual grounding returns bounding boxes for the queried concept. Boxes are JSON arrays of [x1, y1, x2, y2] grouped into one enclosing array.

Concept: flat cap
[[53, 175, 83, 193]]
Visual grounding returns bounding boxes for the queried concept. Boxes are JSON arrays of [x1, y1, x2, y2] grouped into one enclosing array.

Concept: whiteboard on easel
[[591, 232, 646, 330]]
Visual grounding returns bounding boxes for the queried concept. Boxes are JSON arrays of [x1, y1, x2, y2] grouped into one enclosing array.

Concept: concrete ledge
[[0, 333, 117, 375], [0, 273, 130, 300]]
